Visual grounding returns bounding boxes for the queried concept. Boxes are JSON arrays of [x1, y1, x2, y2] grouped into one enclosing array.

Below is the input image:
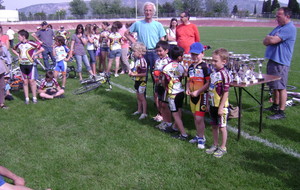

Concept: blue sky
[[3, 0, 298, 10]]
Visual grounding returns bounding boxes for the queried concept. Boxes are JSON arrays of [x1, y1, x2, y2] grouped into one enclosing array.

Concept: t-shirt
[[56, 30, 68, 40], [14, 41, 41, 65], [208, 68, 230, 107], [153, 56, 171, 84], [176, 23, 200, 54], [132, 57, 147, 82], [130, 20, 166, 49], [0, 35, 9, 48], [187, 62, 211, 92], [162, 61, 185, 97], [39, 78, 60, 91], [71, 34, 87, 56], [166, 28, 177, 45], [54, 45, 69, 62], [36, 29, 55, 47], [119, 26, 129, 49], [6, 29, 15, 40], [100, 30, 110, 48], [265, 21, 297, 67], [108, 32, 122, 51]]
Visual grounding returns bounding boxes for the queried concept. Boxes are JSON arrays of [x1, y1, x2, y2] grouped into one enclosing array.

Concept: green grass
[[1, 27, 300, 190]]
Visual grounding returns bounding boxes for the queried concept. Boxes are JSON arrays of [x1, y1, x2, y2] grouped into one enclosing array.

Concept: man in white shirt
[[6, 27, 15, 48]]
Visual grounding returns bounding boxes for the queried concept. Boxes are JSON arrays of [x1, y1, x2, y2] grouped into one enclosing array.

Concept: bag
[[228, 104, 239, 119], [0, 59, 9, 75]]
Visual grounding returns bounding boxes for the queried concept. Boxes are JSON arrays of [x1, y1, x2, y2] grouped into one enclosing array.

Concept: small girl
[[129, 42, 148, 120], [53, 35, 70, 89], [85, 24, 97, 75], [99, 22, 110, 73], [106, 21, 123, 77]]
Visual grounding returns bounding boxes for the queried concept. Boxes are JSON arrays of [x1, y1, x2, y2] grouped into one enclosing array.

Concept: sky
[[3, 0, 299, 10]]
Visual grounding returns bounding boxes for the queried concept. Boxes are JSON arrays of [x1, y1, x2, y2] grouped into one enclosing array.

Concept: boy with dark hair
[[12, 29, 44, 104], [153, 40, 172, 129], [186, 42, 211, 149], [206, 48, 230, 158], [38, 70, 65, 99], [162, 46, 187, 140]]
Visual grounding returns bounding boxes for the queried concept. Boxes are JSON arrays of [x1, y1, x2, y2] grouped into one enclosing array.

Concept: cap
[[41, 21, 48, 26], [189, 42, 204, 54]]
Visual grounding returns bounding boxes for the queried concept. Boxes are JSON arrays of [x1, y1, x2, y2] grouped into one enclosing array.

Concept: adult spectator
[[165, 18, 178, 50], [125, 2, 166, 75], [263, 7, 297, 120], [176, 11, 200, 54], [6, 27, 15, 48], [0, 25, 10, 49], [32, 21, 56, 70]]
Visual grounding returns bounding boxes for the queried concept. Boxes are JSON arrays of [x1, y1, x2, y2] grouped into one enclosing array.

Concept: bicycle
[[73, 73, 112, 95]]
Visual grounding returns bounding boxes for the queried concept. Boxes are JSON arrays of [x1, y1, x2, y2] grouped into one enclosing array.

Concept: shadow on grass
[[266, 124, 300, 143], [242, 150, 300, 189]]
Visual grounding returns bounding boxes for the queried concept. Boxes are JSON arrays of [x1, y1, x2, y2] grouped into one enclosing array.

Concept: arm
[[190, 81, 210, 97], [67, 40, 75, 60], [87, 34, 94, 44], [31, 32, 41, 43], [32, 47, 44, 59], [124, 29, 136, 44], [263, 35, 282, 46], [0, 166, 26, 186], [218, 91, 229, 116], [194, 25, 200, 42]]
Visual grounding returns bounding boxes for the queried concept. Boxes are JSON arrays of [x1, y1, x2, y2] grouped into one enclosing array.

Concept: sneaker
[[263, 104, 279, 112], [172, 134, 189, 141], [132, 111, 141, 115], [197, 137, 206, 149], [213, 147, 227, 158], [158, 122, 172, 130], [25, 98, 30, 105], [206, 145, 218, 154], [114, 74, 119, 77], [189, 136, 199, 144], [267, 111, 286, 120], [32, 98, 38, 104], [0, 104, 9, 109], [139, 113, 148, 120], [162, 125, 178, 133], [155, 122, 165, 129]]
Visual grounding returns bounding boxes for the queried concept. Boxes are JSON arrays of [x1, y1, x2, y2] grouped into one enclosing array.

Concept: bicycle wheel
[[73, 82, 102, 95]]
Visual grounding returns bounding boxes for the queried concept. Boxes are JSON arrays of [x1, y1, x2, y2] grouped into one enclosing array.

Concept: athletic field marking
[[111, 81, 300, 159]]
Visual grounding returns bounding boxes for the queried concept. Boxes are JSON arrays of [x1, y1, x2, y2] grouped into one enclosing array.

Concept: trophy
[[249, 58, 258, 83], [256, 58, 265, 80]]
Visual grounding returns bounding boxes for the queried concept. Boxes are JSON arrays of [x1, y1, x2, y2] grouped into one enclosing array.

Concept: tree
[[56, 9, 66, 20], [271, 0, 280, 12], [262, 0, 266, 13], [19, 12, 27, 21], [0, 0, 5, 9], [232, 5, 238, 15], [288, 0, 300, 14], [254, 4, 257, 15], [34, 12, 47, 21], [69, 0, 88, 19], [266, 0, 272, 13]]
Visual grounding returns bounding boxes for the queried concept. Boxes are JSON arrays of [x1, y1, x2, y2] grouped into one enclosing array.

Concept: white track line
[[111, 81, 300, 159]]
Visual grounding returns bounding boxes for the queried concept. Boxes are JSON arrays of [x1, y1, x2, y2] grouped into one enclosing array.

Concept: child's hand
[[190, 90, 199, 97], [13, 176, 26, 186], [218, 107, 224, 116], [64, 58, 69, 62], [186, 89, 190, 95]]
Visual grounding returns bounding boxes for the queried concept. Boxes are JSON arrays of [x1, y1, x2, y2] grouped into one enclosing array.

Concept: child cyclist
[[206, 48, 230, 158], [38, 70, 64, 99], [162, 46, 188, 140], [186, 42, 211, 149], [53, 35, 70, 89], [152, 41, 173, 130], [129, 42, 148, 120], [12, 29, 44, 104]]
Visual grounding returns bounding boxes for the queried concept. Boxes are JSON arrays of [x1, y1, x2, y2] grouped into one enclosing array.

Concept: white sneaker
[[114, 74, 119, 77], [132, 111, 141, 115], [139, 113, 147, 120]]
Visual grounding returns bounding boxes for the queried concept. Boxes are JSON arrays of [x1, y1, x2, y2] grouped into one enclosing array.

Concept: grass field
[[1, 26, 300, 190]]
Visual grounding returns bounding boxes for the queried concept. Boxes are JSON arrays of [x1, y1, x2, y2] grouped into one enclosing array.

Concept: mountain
[[18, 0, 285, 17]]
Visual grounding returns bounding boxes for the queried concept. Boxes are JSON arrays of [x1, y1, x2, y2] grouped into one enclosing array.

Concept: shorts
[[88, 50, 96, 63], [168, 92, 184, 112], [209, 106, 229, 128], [20, 64, 37, 80], [55, 60, 67, 73], [100, 47, 110, 52], [134, 81, 147, 94], [155, 85, 168, 103], [190, 93, 207, 117], [108, 49, 122, 59], [267, 60, 289, 90], [96, 48, 101, 56], [0, 176, 5, 186]]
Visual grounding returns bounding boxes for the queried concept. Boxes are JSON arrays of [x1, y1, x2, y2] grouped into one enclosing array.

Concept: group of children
[[130, 40, 230, 158]]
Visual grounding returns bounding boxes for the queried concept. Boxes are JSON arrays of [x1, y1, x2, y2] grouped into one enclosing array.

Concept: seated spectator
[[38, 71, 64, 99], [4, 75, 13, 101]]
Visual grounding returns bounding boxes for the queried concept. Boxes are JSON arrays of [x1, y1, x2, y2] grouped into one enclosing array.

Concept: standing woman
[[85, 23, 97, 75], [99, 22, 110, 73], [165, 18, 178, 50], [69, 24, 94, 81]]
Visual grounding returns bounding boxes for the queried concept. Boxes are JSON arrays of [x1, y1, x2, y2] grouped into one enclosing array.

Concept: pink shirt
[[119, 26, 130, 49]]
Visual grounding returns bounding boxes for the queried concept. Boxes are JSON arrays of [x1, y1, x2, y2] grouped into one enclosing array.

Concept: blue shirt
[[265, 21, 297, 66], [0, 176, 5, 186], [130, 20, 166, 49]]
